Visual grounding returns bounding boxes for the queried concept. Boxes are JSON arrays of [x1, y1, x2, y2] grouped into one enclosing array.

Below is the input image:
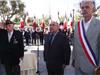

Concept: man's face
[[80, 1, 94, 18], [6, 24, 13, 32], [49, 22, 59, 33]]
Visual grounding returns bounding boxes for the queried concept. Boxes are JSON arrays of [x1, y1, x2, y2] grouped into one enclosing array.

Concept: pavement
[[24, 45, 75, 75]]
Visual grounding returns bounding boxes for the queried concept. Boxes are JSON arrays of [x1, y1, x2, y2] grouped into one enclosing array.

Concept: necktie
[[49, 33, 54, 45]]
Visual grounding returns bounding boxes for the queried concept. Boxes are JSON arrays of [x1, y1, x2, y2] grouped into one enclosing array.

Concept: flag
[[20, 18, 24, 29], [70, 21, 73, 28], [40, 19, 45, 30], [33, 21, 37, 30], [33, 17, 37, 30], [49, 16, 52, 24], [63, 18, 67, 30]]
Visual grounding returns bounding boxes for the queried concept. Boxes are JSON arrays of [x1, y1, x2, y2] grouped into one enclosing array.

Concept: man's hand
[[20, 57, 24, 60]]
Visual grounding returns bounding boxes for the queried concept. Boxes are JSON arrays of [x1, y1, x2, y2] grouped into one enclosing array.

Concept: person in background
[[38, 28, 44, 45], [2, 20, 24, 75], [24, 28, 31, 46], [72, 0, 100, 75], [44, 21, 71, 75]]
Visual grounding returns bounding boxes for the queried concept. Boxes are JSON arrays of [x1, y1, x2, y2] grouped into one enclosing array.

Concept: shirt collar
[[83, 16, 93, 24]]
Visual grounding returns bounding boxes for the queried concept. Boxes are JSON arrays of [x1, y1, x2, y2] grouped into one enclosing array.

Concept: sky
[[22, 0, 100, 20]]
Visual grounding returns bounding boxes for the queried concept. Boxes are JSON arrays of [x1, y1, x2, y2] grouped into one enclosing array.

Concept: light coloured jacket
[[72, 17, 100, 73]]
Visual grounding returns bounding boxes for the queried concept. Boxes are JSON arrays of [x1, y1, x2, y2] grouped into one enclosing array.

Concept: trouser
[[26, 38, 29, 45], [4, 64, 20, 75], [46, 63, 64, 75], [0, 61, 7, 75], [40, 37, 43, 45], [75, 67, 93, 75]]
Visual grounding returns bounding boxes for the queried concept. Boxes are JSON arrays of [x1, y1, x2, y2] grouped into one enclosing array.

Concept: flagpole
[[72, 9, 75, 31], [36, 34, 40, 75]]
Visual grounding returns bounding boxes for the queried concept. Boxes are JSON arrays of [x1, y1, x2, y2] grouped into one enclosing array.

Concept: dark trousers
[[32, 38, 36, 45], [46, 63, 64, 75], [40, 38, 43, 45], [4, 64, 20, 75], [26, 38, 29, 45]]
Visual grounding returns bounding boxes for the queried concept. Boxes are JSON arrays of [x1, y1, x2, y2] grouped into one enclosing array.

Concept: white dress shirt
[[8, 31, 13, 42], [83, 16, 93, 32]]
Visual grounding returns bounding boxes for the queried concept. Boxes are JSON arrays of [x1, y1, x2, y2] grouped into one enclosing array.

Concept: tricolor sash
[[78, 20, 97, 67]]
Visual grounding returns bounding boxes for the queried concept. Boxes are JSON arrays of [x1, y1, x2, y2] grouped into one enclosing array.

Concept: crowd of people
[[18, 23, 72, 46], [0, 0, 100, 75], [20, 27, 44, 46]]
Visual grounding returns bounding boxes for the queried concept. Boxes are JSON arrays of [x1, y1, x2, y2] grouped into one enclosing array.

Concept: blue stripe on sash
[[81, 21, 98, 66]]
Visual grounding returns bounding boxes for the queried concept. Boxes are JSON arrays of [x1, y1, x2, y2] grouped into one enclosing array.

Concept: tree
[[0, 1, 9, 21], [96, 6, 100, 17], [0, 0, 25, 21]]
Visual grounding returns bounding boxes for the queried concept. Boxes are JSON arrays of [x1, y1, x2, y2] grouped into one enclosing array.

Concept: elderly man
[[72, 0, 100, 75], [1, 20, 24, 75], [44, 21, 71, 75]]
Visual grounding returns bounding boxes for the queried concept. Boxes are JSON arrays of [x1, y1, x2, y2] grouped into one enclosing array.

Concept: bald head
[[49, 21, 59, 33], [50, 21, 58, 26]]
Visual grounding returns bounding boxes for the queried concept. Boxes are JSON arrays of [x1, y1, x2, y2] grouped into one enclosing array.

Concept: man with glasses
[[44, 21, 71, 75]]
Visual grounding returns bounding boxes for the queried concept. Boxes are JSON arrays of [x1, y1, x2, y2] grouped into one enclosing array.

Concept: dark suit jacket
[[0, 29, 24, 65], [44, 31, 71, 65], [0, 29, 8, 59]]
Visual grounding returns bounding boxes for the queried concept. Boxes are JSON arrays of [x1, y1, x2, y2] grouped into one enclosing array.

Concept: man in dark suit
[[44, 21, 71, 75], [31, 29, 37, 45], [1, 20, 24, 75], [24, 28, 31, 46]]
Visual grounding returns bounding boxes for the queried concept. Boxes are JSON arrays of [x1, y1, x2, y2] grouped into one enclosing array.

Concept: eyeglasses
[[49, 24, 56, 26], [81, 6, 90, 9]]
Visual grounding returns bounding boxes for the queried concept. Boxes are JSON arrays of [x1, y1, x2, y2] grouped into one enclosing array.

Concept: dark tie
[[49, 33, 54, 45]]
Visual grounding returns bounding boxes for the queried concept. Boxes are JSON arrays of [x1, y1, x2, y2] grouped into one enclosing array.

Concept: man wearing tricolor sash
[[72, 0, 100, 75]]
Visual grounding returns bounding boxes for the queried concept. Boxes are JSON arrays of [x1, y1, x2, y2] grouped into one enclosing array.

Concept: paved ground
[[25, 45, 75, 75]]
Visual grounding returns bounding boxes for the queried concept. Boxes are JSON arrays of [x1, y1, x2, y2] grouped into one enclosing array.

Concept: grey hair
[[80, 0, 96, 12]]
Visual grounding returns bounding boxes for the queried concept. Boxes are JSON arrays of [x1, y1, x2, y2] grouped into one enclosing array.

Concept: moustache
[[81, 12, 87, 15]]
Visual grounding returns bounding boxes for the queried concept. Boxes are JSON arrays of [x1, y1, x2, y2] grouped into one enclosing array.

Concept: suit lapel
[[6, 31, 9, 42], [51, 32, 58, 45]]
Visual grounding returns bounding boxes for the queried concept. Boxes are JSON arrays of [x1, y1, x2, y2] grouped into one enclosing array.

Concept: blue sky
[[22, 0, 100, 19]]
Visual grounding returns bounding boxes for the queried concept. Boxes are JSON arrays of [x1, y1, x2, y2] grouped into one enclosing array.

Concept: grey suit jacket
[[72, 17, 100, 73]]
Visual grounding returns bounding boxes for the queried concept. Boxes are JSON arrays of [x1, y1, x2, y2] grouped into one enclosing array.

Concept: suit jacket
[[0, 29, 24, 65], [72, 17, 100, 73], [44, 31, 71, 65]]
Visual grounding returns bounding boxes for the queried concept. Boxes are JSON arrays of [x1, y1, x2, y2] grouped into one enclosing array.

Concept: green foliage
[[0, 1, 9, 15], [0, 0, 25, 21], [13, 17, 20, 25], [45, 17, 49, 26]]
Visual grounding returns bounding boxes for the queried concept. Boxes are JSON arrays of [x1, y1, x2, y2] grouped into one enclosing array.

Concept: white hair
[[80, 0, 96, 12]]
